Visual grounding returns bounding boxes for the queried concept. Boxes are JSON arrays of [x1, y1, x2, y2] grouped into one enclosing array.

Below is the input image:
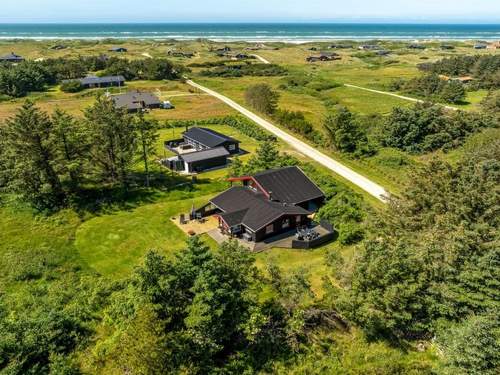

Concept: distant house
[[474, 43, 488, 49], [182, 127, 240, 154], [358, 45, 380, 50], [233, 53, 250, 60], [329, 44, 353, 49], [0, 52, 24, 63], [215, 46, 232, 53], [63, 75, 125, 89], [111, 91, 163, 112], [50, 44, 67, 50], [195, 167, 325, 242], [164, 127, 241, 174], [109, 47, 128, 53], [440, 44, 455, 50], [165, 147, 231, 174], [408, 44, 426, 50], [306, 52, 340, 62], [167, 50, 195, 58]]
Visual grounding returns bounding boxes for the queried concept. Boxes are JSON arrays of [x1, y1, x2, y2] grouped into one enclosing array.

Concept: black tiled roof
[[0, 52, 23, 61], [69, 75, 125, 86], [183, 127, 239, 148], [211, 186, 310, 231], [112, 91, 161, 110], [181, 147, 229, 163], [253, 166, 324, 205]]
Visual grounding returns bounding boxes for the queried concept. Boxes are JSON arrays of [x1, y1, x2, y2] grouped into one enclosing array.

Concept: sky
[[1, 0, 500, 23]]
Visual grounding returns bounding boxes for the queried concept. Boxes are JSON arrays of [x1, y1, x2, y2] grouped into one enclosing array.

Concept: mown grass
[[74, 191, 215, 278]]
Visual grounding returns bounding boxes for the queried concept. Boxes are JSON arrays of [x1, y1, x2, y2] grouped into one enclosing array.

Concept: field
[[2, 37, 496, 373], [1, 39, 496, 281]]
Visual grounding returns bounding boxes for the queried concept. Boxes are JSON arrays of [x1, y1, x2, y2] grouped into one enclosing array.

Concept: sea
[[0, 23, 499, 42]]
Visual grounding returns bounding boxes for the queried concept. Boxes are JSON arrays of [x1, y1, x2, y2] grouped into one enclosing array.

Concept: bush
[[382, 103, 496, 153], [245, 84, 279, 114], [274, 109, 313, 136], [201, 63, 287, 78], [164, 116, 275, 142], [306, 80, 341, 92], [338, 222, 365, 245], [60, 80, 83, 93]]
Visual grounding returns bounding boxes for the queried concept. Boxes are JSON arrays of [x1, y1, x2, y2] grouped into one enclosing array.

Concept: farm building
[[195, 166, 326, 242]]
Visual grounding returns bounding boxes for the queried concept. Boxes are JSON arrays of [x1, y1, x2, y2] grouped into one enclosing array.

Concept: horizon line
[[1, 20, 500, 25]]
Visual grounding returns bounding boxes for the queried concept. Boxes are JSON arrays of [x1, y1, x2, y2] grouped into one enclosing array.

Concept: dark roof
[[73, 75, 125, 86], [109, 47, 127, 52], [0, 52, 23, 61], [212, 186, 310, 231], [183, 127, 239, 148], [181, 147, 229, 163], [253, 166, 324, 205], [112, 91, 161, 110]]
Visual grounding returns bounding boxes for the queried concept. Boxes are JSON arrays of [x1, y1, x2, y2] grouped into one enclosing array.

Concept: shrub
[[245, 84, 279, 114], [60, 80, 83, 93]]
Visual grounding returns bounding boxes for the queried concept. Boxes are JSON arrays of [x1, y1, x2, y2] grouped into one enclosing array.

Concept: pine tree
[[1, 101, 66, 210], [51, 108, 89, 192], [84, 95, 137, 189], [323, 106, 365, 153], [133, 112, 158, 188]]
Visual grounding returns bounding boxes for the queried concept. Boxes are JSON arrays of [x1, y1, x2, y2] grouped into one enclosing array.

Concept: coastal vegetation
[[0, 57, 180, 98], [0, 38, 499, 374]]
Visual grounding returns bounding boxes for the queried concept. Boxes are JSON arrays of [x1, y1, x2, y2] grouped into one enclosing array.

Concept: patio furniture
[[179, 214, 187, 225]]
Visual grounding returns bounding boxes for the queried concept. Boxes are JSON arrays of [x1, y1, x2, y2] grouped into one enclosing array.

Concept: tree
[[382, 102, 494, 153], [481, 90, 500, 121], [316, 191, 365, 245], [0, 101, 66, 210], [245, 84, 279, 114], [340, 142, 500, 339], [59, 80, 83, 93], [245, 140, 298, 173], [438, 314, 500, 375], [439, 81, 466, 104], [51, 109, 88, 192], [133, 112, 158, 187], [323, 106, 366, 153], [84, 95, 137, 189], [110, 306, 170, 375], [133, 238, 264, 373]]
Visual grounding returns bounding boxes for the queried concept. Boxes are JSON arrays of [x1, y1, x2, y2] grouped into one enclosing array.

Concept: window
[[282, 219, 290, 229], [296, 215, 302, 223], [266, 224, 274, 234], [228, 144, 236, 151]]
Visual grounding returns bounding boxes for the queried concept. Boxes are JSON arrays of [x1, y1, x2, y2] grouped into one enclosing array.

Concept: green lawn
[[75, 192, 215, 278]]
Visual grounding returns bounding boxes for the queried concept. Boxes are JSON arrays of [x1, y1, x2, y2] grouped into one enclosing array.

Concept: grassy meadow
[[0, 37, 497, 287]]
